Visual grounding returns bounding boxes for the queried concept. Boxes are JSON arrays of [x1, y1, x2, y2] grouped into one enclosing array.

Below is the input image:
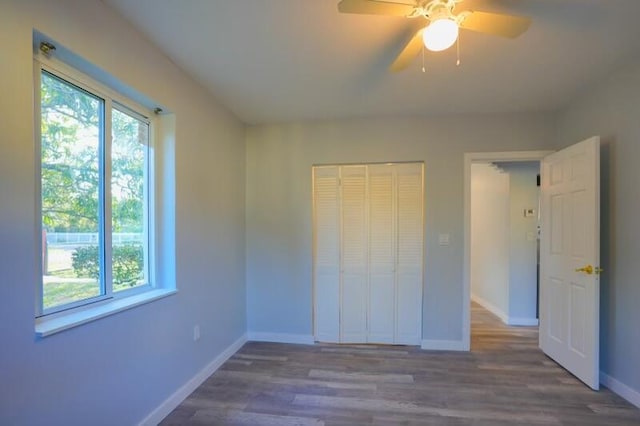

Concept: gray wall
[[557, 57, 640, 396], [246, 114, 556, 344], [470, 163, 510, 320], [504, 162, 539, 323], [0, 1, 246, 425]]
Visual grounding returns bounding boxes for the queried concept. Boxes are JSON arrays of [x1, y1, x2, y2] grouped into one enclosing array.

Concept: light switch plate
[[438, 233, 450, 245]]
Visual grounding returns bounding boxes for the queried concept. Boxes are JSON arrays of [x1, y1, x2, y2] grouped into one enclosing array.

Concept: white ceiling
[[102, 0, 640, 125]]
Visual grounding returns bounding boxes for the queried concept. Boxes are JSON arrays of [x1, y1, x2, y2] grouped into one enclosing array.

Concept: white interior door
[[539, 136, 600, 389], [368, 164, 396, 344], [312, 166, 340, 342], [395, 163, 424, 344], [340, 165, 368, 343]]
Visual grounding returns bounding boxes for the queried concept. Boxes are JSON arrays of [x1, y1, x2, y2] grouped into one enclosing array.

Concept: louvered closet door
[[395, 163, 424, 344], [313, 166, 340, 342], [367, 164, 396, 343], [313, 163, 423, 345], [340, 165, 368, 343]]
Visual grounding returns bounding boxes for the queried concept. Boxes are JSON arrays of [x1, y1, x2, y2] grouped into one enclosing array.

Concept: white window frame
[[34, 50, 169, 335]]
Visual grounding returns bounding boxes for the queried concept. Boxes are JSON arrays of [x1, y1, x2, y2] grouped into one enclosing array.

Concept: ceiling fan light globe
[[422, 18, 459, 52]]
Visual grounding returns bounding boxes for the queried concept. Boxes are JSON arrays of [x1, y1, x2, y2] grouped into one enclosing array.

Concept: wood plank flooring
[[161, 303, 640, 425]]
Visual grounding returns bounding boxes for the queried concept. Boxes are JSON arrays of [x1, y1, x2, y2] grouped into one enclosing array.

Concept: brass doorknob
[[575, 265, 604, 275], [576, 265, 593, 274]]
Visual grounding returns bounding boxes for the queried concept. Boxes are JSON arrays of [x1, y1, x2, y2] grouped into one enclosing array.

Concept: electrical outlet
[[193, 324, 200, 342]]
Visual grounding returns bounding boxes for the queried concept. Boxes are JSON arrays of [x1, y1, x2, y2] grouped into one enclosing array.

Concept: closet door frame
[[312, 162, 424, 345]]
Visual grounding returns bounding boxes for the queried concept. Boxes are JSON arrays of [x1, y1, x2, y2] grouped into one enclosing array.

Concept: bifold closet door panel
[[367, 164, 395, 344], [313, 166, 340, 342], [340, 165, 368, 343], [395, 163, 424, 345]]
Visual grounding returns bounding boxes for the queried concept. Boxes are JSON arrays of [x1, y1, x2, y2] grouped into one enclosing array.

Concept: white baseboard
[[138, 333, 247, 426], [471, 294, 509, 324], [421, 339, 466, 351], [600, 371, 640, 409], [508, 317, 539, 326], [248, 332, 315, 345]]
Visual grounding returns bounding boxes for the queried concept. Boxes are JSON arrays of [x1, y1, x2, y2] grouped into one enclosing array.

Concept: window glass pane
[[111, 108, 149, 291], [41, 71, 102, 309]]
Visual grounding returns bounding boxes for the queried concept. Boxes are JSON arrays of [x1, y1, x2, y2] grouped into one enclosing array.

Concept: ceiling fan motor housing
[[419, 0, 459, 20]]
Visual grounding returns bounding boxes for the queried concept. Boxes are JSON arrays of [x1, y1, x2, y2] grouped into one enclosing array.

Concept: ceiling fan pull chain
[[422, 46, 426, 73], [456, 32, 461, 66]]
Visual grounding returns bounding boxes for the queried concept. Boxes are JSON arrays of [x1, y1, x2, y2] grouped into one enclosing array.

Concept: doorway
[[464, 140, 601, 389], [462, 151, 552, 350], [470, 161, 540, 331]]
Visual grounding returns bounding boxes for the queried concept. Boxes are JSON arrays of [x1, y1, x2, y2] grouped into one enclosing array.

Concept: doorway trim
[[463, 150, 553, 350]]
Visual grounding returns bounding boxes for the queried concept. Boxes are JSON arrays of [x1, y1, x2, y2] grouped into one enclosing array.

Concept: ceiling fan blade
[[459, 11, 531, 38], [390, 27, 424, 72], [338, 0, 416, 17]]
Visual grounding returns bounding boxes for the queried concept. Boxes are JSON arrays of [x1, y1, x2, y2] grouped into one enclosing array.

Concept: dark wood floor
[[161, 303, 640, 425]]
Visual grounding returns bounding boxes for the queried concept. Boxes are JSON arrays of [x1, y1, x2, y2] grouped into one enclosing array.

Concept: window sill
[[35, 288, 177, 338]]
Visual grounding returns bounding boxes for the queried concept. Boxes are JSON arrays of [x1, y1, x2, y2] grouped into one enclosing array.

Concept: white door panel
[[368, 165, 395, 343], [340, 166, 368, 343], [368, 273, 395, 343], [341, 273, 368, 342], [540, 137, 600, 389], [313, 166, 340, 342], [395, 163, 424, 344], [396, 271, 422, 344]]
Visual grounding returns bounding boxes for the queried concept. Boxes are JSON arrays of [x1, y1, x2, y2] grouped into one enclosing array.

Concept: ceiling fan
[[338, 0, 531, 71]]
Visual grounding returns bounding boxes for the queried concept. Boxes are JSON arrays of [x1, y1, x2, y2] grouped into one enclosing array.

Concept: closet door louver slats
[[396, 163, 424, 344], [313, 163, 423, 345], [368, 164, 396, 343], [340, 165, 368, 343], [313, 166, 340, 342]]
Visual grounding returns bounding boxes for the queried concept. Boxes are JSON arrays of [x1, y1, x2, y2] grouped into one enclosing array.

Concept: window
[[37, 58, 154, 316]]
